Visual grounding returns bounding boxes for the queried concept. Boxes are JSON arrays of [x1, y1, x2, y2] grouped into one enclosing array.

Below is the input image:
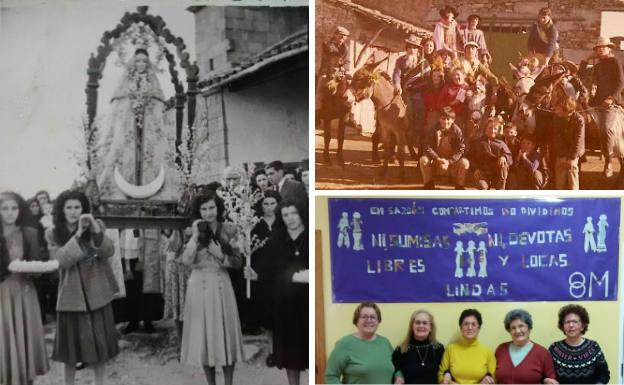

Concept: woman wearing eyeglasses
[[494, 309, 557, 384], [325, 301, 394, 384], [392, 309, 444, 384], [439, 308, 496, 384], [548, 304, 609, 384]]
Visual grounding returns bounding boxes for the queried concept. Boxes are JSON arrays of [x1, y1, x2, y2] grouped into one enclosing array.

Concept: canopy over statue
[[83, 6, 200, 205]]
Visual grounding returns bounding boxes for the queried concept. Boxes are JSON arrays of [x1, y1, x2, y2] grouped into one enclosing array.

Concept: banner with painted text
[[328, 198, 620, 302]]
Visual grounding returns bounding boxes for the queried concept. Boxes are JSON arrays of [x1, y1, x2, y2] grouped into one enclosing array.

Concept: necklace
[[409, 343, 430, 366]]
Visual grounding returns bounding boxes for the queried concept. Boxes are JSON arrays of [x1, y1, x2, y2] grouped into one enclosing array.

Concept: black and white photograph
[[0, 2, 309, 384]]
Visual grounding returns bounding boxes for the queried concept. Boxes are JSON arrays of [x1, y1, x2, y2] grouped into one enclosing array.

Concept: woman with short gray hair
[[495, 309, 558, 384]]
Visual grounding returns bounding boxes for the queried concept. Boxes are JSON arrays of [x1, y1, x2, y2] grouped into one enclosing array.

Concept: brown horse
[[347, 60, 410, 179]]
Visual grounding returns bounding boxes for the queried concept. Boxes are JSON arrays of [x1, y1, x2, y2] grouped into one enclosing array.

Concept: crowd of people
[[325, 302, 609, 384], [0, 160, 309, 385], [319, 6, 624, 189]]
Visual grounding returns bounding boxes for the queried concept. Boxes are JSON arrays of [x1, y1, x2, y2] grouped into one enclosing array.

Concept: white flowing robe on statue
[[96, 64, 179, 200]]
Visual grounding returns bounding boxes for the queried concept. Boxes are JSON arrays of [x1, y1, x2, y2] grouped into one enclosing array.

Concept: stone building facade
[[188, 6, 308, 183], [316, 0, 624, 69]]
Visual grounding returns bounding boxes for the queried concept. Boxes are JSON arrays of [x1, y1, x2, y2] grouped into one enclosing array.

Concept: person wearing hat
[[317, 25, 351, 165], [528, 7, 559, 65], [393, 34, 431, 157], [462, 14, 488, 53], [459, 40, 498, 88], [420, 106, 470, 189], [580, 36, 624, 178], [434, 6, 462, 59]]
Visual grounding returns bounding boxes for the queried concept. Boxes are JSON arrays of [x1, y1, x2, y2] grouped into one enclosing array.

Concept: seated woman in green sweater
[[325, 302, 394, 384], [439, 308, 496, 384]]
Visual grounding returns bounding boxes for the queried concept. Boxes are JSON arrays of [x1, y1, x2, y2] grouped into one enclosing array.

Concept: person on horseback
[[459, 41, 498, 88], [528, 8, 559, 66], [420, 107, 470, 189], [317, 26, 351, 165], [580, 36, 624, 179], [393, 34, 430, 158]]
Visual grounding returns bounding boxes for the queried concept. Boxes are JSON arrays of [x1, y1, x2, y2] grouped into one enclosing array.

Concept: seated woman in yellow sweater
[[438, 309, 496, 384]]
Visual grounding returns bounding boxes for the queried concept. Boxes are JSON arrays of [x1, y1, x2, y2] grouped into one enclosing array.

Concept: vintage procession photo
[[315, 0, 624, 190], [0, 2, 308, 385]]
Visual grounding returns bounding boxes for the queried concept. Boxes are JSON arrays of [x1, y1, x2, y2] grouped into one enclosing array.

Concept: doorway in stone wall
[[484, 30, 529, 81]]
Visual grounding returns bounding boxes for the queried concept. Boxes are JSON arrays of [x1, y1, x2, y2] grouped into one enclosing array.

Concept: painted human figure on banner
[[583, 216, 597, 253], [596, 214, 608, 252], [477, 241, 488, 278], [96, 44, 178, 200], [454, 241, 464, 278], [465, 240, 476, 277], [352, 212, 364, 251], [337, 212, 350, 248]]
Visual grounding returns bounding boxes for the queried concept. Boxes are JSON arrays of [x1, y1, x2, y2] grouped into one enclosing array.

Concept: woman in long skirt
[[245, 200, 308, 385], [179, 191, 244, 385], [0, 191, 49, 385], [45, 190, 119, 385]]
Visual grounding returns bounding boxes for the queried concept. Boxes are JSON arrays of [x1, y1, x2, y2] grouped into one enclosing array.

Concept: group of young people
[[320, 5, 624, 189], [0, 160, 309, 385], [326, 302, 609, 384]]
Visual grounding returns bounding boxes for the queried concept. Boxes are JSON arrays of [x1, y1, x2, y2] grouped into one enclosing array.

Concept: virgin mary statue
[[96, 48, 178, 200]]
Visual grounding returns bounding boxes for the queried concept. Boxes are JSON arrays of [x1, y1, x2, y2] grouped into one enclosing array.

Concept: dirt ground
[[315, 125, 623, 190], [34, 320, 308, 385]]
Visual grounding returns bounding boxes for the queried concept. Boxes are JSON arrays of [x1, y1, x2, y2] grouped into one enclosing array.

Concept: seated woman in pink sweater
[[495, 309, 558, 384]]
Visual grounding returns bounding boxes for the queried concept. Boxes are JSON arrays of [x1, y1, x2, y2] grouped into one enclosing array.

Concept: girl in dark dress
[[392, 309, 444, 384], [249, 190, 281, 332], [245, 200, 308, 385]]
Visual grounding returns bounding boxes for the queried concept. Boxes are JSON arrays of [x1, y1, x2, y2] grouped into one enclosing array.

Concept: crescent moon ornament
[[114, 164, 165, 199]]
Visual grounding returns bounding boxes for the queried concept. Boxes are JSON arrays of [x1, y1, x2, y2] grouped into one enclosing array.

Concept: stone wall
[[194, 6, 307, 80], [317, 0, 624, 67], [315, 0, 413, 74]]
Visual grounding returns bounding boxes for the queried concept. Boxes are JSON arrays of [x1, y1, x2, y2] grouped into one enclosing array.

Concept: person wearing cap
[[434, 6, 462, 59], [393, 34, 431, 157], [462, 14, 488, 53], [319, 26, 350, 77], [317, 26, 351, 165], [527, 7, 559, 65], [470, 117, 513, 190], [580, 36, 624, 179], [459, 41, 498, 87], [420, 106, 470, 189]]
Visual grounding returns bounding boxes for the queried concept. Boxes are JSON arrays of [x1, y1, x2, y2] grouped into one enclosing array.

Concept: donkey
[[347, 58, 410, 179], [317, 71, 351, 165]]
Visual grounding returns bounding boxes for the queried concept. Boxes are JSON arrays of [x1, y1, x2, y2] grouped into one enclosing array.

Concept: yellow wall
[[316, 195, 623, 384]]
